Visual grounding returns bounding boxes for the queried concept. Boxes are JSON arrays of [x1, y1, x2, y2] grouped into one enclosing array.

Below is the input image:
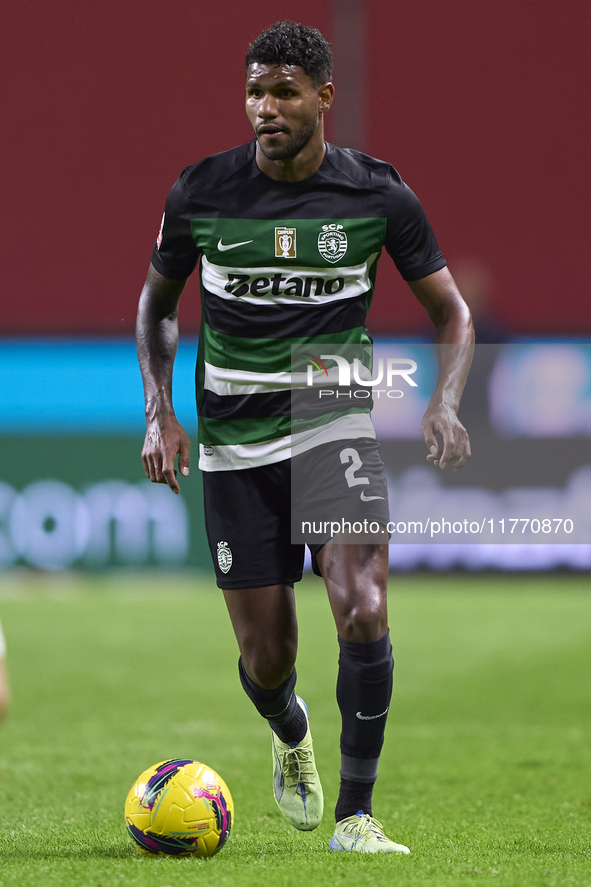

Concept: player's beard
[[256, 115, 319, 161]]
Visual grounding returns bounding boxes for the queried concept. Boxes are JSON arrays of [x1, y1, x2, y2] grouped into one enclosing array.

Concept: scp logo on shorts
[[217, 540, 233, 574]]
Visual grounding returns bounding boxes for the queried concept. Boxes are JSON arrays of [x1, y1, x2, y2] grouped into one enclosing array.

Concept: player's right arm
[[138, 168, 200, 493], [136, 263, 190, 495]]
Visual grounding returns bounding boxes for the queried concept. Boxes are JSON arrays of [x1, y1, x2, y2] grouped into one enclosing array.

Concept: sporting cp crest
[[275, 227, 297, 258], [318, 224, 347, 263], [217, 541, 232, 574]]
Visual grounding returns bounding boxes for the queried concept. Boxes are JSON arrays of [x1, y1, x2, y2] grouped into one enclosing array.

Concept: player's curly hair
[[245, 21, 332, 87]]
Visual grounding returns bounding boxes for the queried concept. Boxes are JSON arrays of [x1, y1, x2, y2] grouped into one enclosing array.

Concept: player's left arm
[[408, 267, 474, 470]]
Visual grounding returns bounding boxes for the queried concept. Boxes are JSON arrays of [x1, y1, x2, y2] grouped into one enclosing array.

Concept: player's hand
[[421, 403, 471, 471], [141, 416, 191, 494]]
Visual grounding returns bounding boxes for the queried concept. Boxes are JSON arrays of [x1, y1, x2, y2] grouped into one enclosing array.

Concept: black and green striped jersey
[[150, 140, 445, 471]]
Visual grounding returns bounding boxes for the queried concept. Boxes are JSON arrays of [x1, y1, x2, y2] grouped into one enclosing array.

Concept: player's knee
[[248, 659, 295, 690], [338, 599, 387, 643], [242, 642, 297, 690]]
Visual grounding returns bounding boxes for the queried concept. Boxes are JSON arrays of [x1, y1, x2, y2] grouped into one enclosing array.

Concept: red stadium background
[[2, 0, 590, 336]]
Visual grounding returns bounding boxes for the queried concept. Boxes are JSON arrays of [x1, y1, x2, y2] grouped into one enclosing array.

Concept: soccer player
[[137, 21, 473, 853]]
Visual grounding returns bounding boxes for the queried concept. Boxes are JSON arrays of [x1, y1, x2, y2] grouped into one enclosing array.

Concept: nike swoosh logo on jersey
[[359, 490, 386, 502], [356, 707, 389, 721], [217, 238, 254, 251]]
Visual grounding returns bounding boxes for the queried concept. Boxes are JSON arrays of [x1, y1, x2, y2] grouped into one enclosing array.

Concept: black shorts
[[203, 438, 389, 589]]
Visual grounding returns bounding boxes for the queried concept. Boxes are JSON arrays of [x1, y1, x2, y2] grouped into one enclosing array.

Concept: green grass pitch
[[0, 572, 590, 886]]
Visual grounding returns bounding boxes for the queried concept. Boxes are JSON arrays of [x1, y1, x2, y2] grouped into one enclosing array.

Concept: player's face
[[246, 64, 329, 161]]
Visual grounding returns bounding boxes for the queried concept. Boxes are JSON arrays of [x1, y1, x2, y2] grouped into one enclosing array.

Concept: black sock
[[336, 631, 393, 759], [269, 696, 308, 744], [238, 658, 307, 744], [334, 632, 394, 821], [335, 777, 374, 821]]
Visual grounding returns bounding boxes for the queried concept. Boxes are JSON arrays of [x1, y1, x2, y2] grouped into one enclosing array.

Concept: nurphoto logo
[[306, 355, 417, 387], [304, 351, 418, 400]]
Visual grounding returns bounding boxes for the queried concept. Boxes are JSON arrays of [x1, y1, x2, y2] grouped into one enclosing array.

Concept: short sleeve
[[384, 169, 446, 281], [150, 172, 200, 280]]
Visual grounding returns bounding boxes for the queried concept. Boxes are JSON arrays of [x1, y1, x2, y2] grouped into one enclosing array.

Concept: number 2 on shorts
[[339, 448, 370, 488]]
